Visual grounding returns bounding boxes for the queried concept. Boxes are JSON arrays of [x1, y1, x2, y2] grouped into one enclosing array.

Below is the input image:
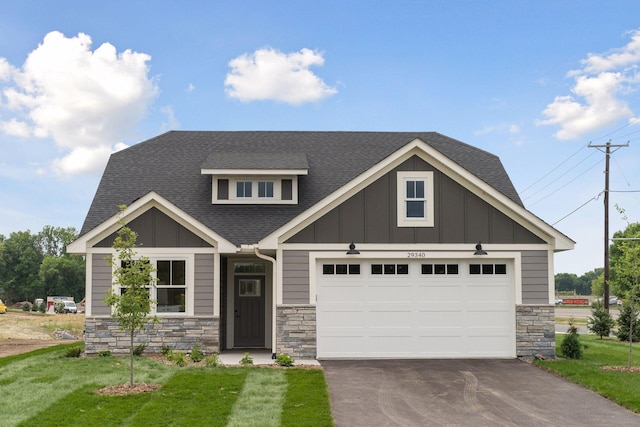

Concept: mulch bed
[[96, 383, 162, 395]]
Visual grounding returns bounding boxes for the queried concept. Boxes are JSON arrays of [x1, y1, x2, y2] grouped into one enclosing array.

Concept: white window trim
[[397, 171, 434, 227], [110, 253, 194, 316]]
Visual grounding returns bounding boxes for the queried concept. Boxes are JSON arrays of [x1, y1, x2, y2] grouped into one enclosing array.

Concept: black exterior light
[[346, 242, 360, 255], [474, 242, 487, 255]]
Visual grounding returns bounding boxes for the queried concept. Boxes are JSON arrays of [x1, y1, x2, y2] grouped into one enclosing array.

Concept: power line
[[552, 193, 602, 226], [522, 151, 599, 202], [520, 142, 590, 195], [527, 158, 603, 207]]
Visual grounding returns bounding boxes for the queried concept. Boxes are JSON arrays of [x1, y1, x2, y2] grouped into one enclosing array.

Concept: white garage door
[[316, 259, 515, 359]]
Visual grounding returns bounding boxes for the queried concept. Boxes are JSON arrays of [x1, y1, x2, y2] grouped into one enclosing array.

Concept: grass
[[0, 346, 333, 426], [535, 334, 640, 412]]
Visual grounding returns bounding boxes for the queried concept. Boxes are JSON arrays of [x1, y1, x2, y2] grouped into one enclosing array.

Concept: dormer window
[[201, 152, 308, 205], [258, 181, 274, 198]]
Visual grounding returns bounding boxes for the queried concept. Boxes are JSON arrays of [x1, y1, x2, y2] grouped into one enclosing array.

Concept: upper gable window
[[397, 171, 434, 227]]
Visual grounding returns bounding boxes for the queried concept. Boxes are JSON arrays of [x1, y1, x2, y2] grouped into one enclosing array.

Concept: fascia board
[[259, 138, 574, 251], [201, 168, 308, 176], [67, 191, 237, 254]]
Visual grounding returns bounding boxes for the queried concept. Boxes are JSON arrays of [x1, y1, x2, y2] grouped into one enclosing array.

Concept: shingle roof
[[201, 151, 309, 171], [80, 131, 523, 245]]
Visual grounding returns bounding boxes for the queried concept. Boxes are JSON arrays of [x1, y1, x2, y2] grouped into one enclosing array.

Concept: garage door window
[[470, 263, 507, 275], [421, 264, 459, 275], [323, 264, 361, 275], [371, 263, 409, 275]]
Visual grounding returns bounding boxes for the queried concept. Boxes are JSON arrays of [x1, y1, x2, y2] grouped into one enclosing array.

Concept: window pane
[[447, 264, 459, 275], [336, 264, 348, 275], [495, 264, 507, 275], [406, 201, 425, 218], [323, 264, 335, 275], [415, 180, 424, 198], [348, 264, 360, 275], [397, 264, 409, 274], [422, 264, 433, 274], [172, 261, 186, 285], [157, 288, 185, 312], [482, 264, 494, 275], [434, 264, 446, 274], [157, 260, 171, 285], [384, 264, 396, 274], [470, 264, 481, 275], [371, 264, 383, 275], [406, 181, 415, 198]]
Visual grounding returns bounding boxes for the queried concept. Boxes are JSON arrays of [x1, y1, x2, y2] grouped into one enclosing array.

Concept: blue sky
[[1, 1, 640, 275]]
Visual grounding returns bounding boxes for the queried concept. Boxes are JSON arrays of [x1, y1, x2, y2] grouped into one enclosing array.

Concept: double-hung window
[[156, 260, 186, 313], [397, 171, 434, 227]]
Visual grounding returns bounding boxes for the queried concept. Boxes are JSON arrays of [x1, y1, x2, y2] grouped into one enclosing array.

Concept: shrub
[[54, 302, 65, 314], [160, 345, 172, 356], [171, 351, 188, 367], [64, 347, 83, 358], [22, 302, 31, 312], [31, 302, 38, 312], [275, 353, 295, 367], [616, 303, 640, 342], [98, 350, 112, 357], [189, 345, 204, 363], [587, 302, 615, 339], [239, 352, 253, 365], [133, 342, 147, 356], [38, 302, 46, 313], [560, 323, 583, 359], [205, 353, 221, 368]]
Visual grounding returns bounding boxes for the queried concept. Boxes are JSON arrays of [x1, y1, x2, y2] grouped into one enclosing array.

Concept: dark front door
[[234, 276, 265, 347]]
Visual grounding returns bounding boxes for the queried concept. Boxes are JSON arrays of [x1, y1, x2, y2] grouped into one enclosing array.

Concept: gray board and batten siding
[[285, 156, 544, 245], [94, 207, 212, 248]]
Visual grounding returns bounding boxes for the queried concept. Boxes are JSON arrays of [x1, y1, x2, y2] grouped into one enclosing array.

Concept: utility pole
[[589, 140, 629, 312]]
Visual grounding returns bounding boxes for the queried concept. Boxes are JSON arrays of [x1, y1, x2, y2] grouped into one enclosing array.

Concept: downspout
[[254, 246, 278, 359]]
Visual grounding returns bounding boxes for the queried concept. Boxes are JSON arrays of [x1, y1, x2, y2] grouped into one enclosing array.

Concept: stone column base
[[516, 305, 555, 358]]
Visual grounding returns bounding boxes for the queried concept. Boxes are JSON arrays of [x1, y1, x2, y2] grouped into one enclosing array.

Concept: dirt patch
[[0, 310, 84, 357], [601, 365, 640, 373], [96, 383, 162, 395]]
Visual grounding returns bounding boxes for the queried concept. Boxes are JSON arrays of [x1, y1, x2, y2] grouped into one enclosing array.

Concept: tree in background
[[609, 220, 640, 299], [0, 231, 43, 303], [104, 207, 157, 387], [0, 226, 84, 304], [554, 268, 602, 296]]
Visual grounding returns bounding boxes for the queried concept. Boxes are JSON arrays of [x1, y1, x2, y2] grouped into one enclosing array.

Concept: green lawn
[[536, 334, 640, 413], [0, 344, 333, 427]]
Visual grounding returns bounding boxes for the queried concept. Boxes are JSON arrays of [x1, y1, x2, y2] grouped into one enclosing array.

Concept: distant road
[[555, 306, 619, 320]]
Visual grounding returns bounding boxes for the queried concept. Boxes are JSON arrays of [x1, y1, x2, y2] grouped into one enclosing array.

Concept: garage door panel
[[368, 286, 412, 303], [316, 259, 515, 359], [417, 310, 464, 327], [366, 310, 412, 328]]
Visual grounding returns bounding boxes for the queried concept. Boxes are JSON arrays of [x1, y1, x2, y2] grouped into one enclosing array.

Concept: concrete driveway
[[322, 359, 640, 426]]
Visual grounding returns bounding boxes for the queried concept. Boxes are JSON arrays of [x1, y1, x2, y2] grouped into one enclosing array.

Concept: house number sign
[[407, 252, 427, 258]]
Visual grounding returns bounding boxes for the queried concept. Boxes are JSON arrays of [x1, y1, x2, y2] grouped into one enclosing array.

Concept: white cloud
[[186, 83, 195, 92], [0, 31, 158, 175], [538, 29, 640, 140], [225, 47, 337, 105]]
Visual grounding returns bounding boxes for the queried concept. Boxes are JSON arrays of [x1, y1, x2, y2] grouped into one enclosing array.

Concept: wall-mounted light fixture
[[474, 242, 487, 255], [346, 242, 360, 255]]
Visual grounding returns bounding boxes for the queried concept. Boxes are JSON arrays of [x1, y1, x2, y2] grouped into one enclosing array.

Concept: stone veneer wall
[[276, 305, 316, 358], [516, 305, 555, 358], [84, 317, 219, 356]]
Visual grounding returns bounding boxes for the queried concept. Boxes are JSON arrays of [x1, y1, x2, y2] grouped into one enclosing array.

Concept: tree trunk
[[130, 329, 134, 387]]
